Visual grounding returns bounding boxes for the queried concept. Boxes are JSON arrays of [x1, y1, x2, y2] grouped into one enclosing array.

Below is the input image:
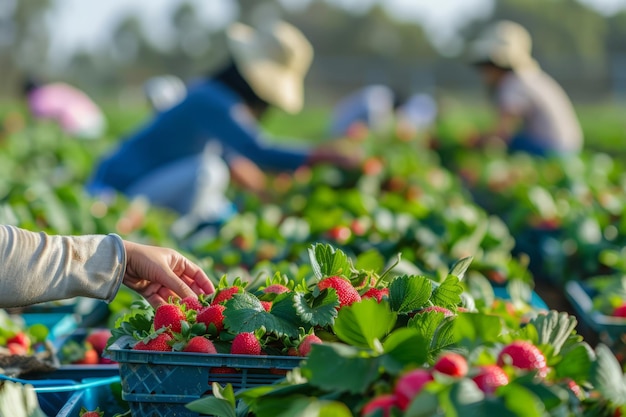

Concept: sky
[[46, 0, 626, 63]]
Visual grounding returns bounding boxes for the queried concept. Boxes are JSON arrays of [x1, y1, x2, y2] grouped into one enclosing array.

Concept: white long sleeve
[[0, 225, 126, 308]]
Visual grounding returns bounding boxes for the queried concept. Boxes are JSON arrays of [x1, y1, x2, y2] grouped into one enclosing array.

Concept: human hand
[[307, 144, 363, 170], [121, 241, 215, 308]]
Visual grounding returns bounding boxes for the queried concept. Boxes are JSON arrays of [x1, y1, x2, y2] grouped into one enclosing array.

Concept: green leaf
[[554, 342, 594, 383], [223, 293, 300, 338], [430, 319, 457, 359], [405, 389, 440, 417], [527, 311, 577, 356], [590, 344, 626, 404], [333, 298, 397, 348], [355, 249, 385, 272], [448, 379, 486, 414], [513, 374, 568, 411], [449, 256, 474, 280], [186, 396, 237, 417], [303, 343, 381, 394], [308, 244, 352, 279], [251, 397, 353, 417], [293, 291, 338, 327], [500, 383, 545, 417], [430, 275, 463, 308], [453, 312, 505, 345], [389, 275, 432, 313], [381, 328, 429, 373]]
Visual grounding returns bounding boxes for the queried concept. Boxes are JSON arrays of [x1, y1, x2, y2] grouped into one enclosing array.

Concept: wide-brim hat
[[226, 20, 313, 114], [469, 20, 539, 72]]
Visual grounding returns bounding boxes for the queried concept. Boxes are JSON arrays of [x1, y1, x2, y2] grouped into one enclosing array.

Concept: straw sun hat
[[469, 20, 539, 72], [226, 20, 314, 114]]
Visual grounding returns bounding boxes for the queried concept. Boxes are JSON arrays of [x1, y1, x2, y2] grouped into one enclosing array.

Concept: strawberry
[[417, 306, 454, 317], [7, 332, 30, 351], [361, 393, 399, 417], [326, 226, 351, 243], [394, 369, 434, 410], [74, 346, 99, 365], [133, 333, 173, 352], [212, 286, 242, 305], [433, 353, 468, 377], [261, 301, 273, 312], [85, 329, 112, 356], [197, 304, 226, 333], [231, 332, 262, 355], [613, 304, 626, 318], [79, 408, 103, 417], [7, 342, 28, 355], [317, 276, 361, 309], [298, 334, 323, 356], [497, 341, 548, 378], [263, 284, 290, 294], [154, 304, 186, 333], [183, 336, 217, 354], [565, 378, 583, 400], [472, 365, 509, 394], [287, 347, 299, 356], [362, 287, 389, 303], [181, 296, 203, 311]]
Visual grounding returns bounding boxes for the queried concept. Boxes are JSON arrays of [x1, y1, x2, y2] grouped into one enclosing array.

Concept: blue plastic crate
[[107, 339, 303, 417], [21, 312, 79, 341], [55, 377, 128, 417], [492, 286, 549, 311]]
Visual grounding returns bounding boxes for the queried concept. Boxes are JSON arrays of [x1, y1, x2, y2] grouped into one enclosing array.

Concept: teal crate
[[108, 339, 302, 417], [55, 377, 128, 416]]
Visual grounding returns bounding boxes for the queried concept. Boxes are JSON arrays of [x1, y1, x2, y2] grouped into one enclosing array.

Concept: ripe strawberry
[[231, 332, 262, 355], [497, 341, 548, 378], [183, 336, 217, 354], [133, 333, 173, 352], [472, 365, 509, 394], [79, 408, 103, 417], [613, 304, 626, 318], [394, 369, 434, 410], [7, 332, 30, 350], [261, 301, 272, 312], [154, 304, 186, 333], [86, 329, 112, 356], [7, 342, 28, 355], [362, 287, 389, 303], [74, 347, 99, 365], [433, 353, 468, 377], [287, 347, 299, 356], [327, 226, 351, 243], [565, 378, 583, 400], [417, 306, 454, 317], [298, 334, 323, 356], [197, 304, 226, 333], [212, 286, 242, 305], [317, 276, 361, 309], [263, 284, 290, 294], [361, 393, 398, 417], [181, 296, 203, 311]]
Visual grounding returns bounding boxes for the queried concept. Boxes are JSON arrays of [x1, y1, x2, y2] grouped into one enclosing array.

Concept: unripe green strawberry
[[154, 304, 186, 333], [197, 304, 226, 333], [231, 332, 261, 355], [318, 276, 361, 309], [433, 353, 468, 377], [497, 341, 548, 378], [298, 334, 322, 356], [183, 336, 217, 354], [472, 365, 509, 394]]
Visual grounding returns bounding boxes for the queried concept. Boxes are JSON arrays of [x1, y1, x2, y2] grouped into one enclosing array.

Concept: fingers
[[179, 259, 215, 295]]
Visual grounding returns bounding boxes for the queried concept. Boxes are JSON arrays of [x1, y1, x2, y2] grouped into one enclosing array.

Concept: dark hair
[[211, 61, 269, 115], [22, 76, 42, 96]]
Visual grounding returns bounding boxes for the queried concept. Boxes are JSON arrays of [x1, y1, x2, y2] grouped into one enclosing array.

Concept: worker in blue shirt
[[88, 20, 359, 232]]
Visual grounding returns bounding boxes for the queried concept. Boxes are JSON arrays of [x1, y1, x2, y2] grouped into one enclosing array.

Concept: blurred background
[[2, 0, 626, 106]]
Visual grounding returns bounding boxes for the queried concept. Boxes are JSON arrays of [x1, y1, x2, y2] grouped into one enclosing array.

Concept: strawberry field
[[2, 103, 626, 416]]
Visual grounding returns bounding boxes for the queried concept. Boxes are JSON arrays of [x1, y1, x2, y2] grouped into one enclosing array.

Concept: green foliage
[[333, 298, 397, 348], [388, 275, 432, 313]]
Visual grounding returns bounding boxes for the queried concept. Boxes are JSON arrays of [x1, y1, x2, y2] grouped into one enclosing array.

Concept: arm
[[0, 225, 214, 308]]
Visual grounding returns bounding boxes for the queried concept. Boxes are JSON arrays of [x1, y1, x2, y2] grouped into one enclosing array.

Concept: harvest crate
[[55, 377, 128, 416], [107, 339, 303, 417]]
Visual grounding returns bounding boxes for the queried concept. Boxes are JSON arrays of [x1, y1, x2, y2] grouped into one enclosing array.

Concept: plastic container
[[492, 286, 549, 310], [565, 280, 626, 341], [55, 377, 128, 417], [107, 339, 303, 417]]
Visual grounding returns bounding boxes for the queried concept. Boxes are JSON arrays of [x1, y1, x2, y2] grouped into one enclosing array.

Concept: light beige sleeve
[[0, 225, 126, 308]]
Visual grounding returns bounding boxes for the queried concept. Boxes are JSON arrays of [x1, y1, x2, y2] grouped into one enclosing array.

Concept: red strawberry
[[74, 347, 99, 365], [79, 408, 103, 417], [133, 333, 173, 352], [417, 306, 454, 317], [154, 304, 186, 333], [298, 334, 323, 356], [565, 378, 583, 400], [433, 353, 468, 377], [497, 341, 548, 378], [197, 304, 226, 333], [613, 304, 626, 318], [472, 365, 509, 394], [183, 336, 217, 354], [361, 393, 399, 417], [287, 347, 299, 356], [7, 342, 28, 355], [181, 296, 203, 311], [85, 329, 112, 356], [317, 276, 361, 309], [7, 332, 30, 350], [327, 226, 351, 243], [394, 369, 434, 410], [261, 301, 272, 312], [362, 288, 389, 303], [212, 286, 242, 305], [231, 332, 261, 355], [263, 284, 290, 294]]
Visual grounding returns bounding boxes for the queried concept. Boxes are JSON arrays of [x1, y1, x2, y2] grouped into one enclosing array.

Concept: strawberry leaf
[[223, 293, 300, 338], [381, 328, 429, 373], [453, 312, 505, 347], [526, 311, 577, 356], [354, 249, 385, 273], [449, 256, 474, 280], [590, 344, 626, 404], [554, 342, 594, 383], [430, 275, 463, 308], [307, 243, 352, 279], [186, 383, 237, 417], [388, 275, 432, 313], [302, 343, 381, 394], [293, 291, 338, 327], [333, 298, 397, 348]]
